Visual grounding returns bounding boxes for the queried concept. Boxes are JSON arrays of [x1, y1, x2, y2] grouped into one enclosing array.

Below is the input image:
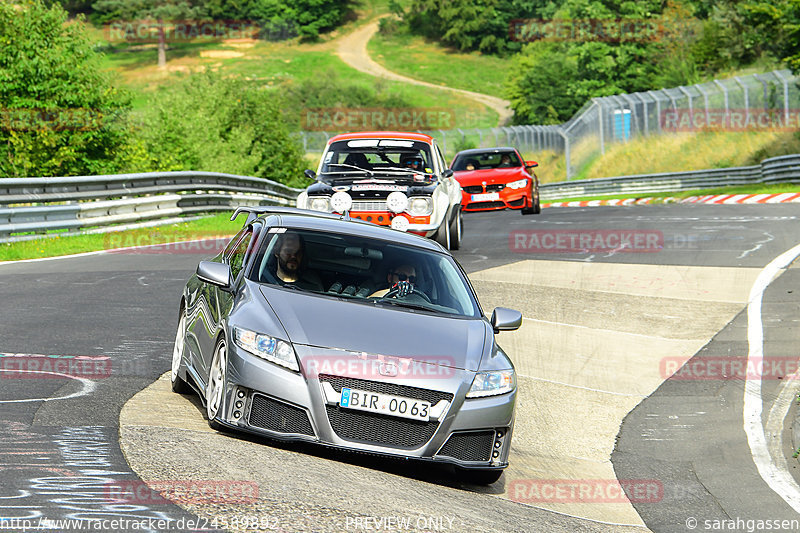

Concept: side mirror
[[491, 307, 522, 333], [197, 261, 232, 289], [525, 160, 538, 168], [442, 168, 454, 179], [304, 169, 316, 180]]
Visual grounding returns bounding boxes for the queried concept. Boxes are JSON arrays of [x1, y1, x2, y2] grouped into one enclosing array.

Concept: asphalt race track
[[1, 203, 799, 532]]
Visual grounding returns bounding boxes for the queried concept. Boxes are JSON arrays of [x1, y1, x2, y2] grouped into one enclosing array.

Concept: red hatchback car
[[450, 148, 540, 214]]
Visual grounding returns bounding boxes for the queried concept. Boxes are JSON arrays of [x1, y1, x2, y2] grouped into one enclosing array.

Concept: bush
[[0, 0, 131, 178], [121, 72, 308, 187]]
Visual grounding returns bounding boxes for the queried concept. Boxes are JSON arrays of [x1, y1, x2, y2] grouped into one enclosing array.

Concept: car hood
[[258, 286, 487, 371], [454, 168, 528, 186]]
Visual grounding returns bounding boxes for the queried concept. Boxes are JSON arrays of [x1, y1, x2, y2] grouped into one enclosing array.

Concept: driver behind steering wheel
[[369, 263, 417, 298]]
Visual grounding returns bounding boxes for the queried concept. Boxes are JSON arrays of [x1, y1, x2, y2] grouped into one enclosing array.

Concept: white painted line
[[744, 242, 800, 513], [0, 369, 95, 403]]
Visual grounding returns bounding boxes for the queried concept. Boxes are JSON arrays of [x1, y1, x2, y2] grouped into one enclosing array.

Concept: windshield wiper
[[324, 163, 373, 177], [377, 166, 429, 176]]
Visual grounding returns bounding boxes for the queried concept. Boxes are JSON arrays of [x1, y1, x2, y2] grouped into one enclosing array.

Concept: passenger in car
[[369, 263, 417, 298], [272, 232, 324, 291]]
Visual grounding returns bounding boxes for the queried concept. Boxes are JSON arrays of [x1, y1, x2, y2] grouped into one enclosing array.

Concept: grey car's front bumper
[[218, 343, 516, 469]]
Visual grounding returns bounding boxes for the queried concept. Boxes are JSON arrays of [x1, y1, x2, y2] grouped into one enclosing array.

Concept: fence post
[[678, 86, 693, 126], [713, 79, 729, 128], [774, 70, 791, 124], [560, 127, 571, 179], [597, 99, 605, 155], [648, 91, 662, 133], [754, 73, 769, 110], [695, 84, 710, 126], [734, 76, 750, 124]]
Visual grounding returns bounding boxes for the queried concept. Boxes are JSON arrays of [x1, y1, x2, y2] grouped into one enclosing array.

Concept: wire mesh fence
[[298, 69, 799, 180]]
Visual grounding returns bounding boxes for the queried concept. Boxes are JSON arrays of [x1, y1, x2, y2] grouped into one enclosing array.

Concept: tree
[[0, 0, 130, 177], [92, 0, 206, 67]]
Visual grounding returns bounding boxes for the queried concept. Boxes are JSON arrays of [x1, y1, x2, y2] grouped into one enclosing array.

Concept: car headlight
[[466, 370, 516, 398], [233, 327, 299, 372], [506, 178, 528, 190], [386, 191, 409, 214], [408, 197, 433, 216], [309, 196, 330, 212]]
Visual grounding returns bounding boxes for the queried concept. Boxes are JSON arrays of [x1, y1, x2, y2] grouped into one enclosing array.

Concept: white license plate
[[340, 387, 430, 422], [471, 192, 500, 202]]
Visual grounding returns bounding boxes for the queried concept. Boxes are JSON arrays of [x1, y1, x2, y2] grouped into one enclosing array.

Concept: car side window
[[223, 226, 249, 258], [227, 228, 254, 281]]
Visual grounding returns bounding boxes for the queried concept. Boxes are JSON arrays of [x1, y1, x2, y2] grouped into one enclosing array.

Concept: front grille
[[486, 184, 505, 192], [320, 374, 452, 449], [351, 200, 388, 212], [320, 375, 452, 405], [437, 431, 494, 462], [462, 185, 483, 194], [248, 394, 315, 436], [466, 201, 505, 209]]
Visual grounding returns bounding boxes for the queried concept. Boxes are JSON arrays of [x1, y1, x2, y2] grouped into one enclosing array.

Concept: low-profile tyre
[[205, 339, 228, 431], [170, 309, 192, 394], [448, 210, 462, 251], [521, 184, 538, 215], [456, 468, 504, 485], [435, 214, 451, 249], [533, 184, 541, 214]]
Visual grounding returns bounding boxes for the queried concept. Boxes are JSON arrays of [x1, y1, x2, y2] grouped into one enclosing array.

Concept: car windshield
[[248, 227, 480, 318], [319, 139, 435, 176], [451, 150, 522, 171]]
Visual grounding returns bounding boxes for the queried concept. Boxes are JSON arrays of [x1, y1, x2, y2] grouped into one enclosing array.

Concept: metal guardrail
[[539, 154, 800, 200], [0, 171, 303, 242], [1, 155, 799, 242]]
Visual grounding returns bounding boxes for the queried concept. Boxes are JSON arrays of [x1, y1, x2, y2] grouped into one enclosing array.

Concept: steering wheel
[[383, 285, 432, 303]]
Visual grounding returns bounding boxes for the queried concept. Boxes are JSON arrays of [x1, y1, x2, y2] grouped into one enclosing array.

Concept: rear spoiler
[[230, 206, 350, 226]]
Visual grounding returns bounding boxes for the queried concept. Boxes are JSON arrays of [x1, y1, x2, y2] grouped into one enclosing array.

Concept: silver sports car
[[171, 206, 521, 484]]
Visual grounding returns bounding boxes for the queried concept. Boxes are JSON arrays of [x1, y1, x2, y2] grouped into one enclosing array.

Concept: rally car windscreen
[[320, 139, 435, 175], [248, 228, 480, 318]]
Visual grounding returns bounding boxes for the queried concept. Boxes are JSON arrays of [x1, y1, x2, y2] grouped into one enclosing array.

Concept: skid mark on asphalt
[[469, 259, 759, 526]]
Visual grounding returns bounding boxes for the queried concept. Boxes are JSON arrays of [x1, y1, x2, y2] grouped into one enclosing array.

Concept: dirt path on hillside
[[336, 19, 513, 126]]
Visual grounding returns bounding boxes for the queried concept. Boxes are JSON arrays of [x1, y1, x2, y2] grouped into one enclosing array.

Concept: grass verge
[[0, 213, 242, 262], [368, 25, 511, 102]]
